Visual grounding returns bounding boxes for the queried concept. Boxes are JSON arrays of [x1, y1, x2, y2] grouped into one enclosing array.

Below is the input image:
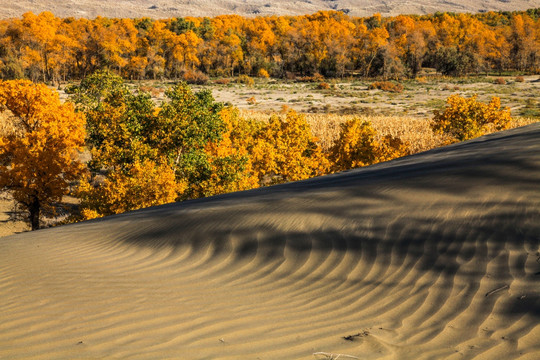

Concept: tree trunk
[[29, 196, 40, 231]]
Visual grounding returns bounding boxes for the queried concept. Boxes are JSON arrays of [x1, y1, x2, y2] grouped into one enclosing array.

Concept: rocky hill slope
[[1, 0, 539, 19]]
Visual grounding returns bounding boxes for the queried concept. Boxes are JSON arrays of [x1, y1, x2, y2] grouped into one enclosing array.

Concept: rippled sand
[[1, 124, 539, 359]]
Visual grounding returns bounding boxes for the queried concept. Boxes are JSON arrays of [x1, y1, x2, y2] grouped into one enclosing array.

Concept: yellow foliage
[[330, 118, 409, 172], [193, 107, 259, 197], [77, 159, 182, 219], [0, 79, 86, 229], [251, 110, 330, 184], [257, 68, 270, 78], [432, 94, 512, 142]]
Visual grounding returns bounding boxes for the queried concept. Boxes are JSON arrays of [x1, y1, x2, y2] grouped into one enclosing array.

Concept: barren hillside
[[1, 0, 539, 19]]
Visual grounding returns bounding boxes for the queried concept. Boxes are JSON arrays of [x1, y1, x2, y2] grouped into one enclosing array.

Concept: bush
[[330, 119, 409, 171], [317, 82, 331, 90], [236, 74, 255, 86], [494, 77, 506, 85], [432, 94, 512, 142], [515, 76, 525, 83], [250, 110, 329, 184], [77, 159, 183, 219], [257, 69, 270, 78], [368, 81, 403, 93], [298, 73, 325, 83], [182, 70, 209, 84], [214, 78, 231, 85]]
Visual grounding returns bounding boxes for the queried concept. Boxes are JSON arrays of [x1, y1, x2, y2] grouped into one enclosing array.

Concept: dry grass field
[[124, 75, 540, 119]]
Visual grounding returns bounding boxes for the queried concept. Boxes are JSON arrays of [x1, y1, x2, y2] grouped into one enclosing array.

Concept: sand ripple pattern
[[1, 124, 539, 359]]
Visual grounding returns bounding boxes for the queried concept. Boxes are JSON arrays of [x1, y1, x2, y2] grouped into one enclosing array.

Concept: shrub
[[182, 70, 209, 84], [236, 74, 254, 86], [214, 78, 231, 85], [257, 68, 270, 78], [368, 81, 403, 93], [298, 73, 325, 82], [247, 96, 257, 105], [317, 82, 331, 90], [193, 107, 259, 198], [515, 76, 525, 83], [494, 77, 506, 85], [77, 159, 183, 219], [432, 94, 512, 142], [250, 110, 329, 184], [330, 119, 409, 172]]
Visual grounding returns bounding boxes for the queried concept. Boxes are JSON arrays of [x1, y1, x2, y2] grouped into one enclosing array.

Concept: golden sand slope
[[1, 124, 539, 359]]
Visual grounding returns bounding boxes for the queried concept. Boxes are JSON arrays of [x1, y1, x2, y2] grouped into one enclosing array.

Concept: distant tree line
[[0, 9, 539, 83]]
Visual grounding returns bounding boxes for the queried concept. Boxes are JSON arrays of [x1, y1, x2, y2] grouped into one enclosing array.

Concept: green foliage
[[153, 82, 225, 198], [169, 17, 196, 35], [66, 69, 127, 110], [69, 70, 157, 172], [70, 73, 227, 215], [431, 47, 480, 76]]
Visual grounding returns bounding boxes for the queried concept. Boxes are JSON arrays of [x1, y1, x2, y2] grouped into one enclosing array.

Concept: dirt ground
[[96, 74, 540, 118], [0, 194, 28, 237]]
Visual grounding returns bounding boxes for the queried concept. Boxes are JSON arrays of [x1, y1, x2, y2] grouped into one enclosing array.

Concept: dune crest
[[1, 124, 539, 359]]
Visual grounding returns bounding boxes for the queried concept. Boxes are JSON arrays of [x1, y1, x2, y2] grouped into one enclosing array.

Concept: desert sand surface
[[1, 123, 539, 359], [1, 0, 540, 19]]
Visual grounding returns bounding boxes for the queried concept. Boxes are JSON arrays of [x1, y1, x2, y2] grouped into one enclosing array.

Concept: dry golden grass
[[238, 109, 538, 154]]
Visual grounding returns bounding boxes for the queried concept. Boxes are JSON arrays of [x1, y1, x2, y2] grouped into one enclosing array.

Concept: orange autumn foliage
[[77, 159, 183, 219], [1, 10, 538, 81], [330, 118, 410, 171], [194, 107, 259, 197], [0, 80, 86, 229]]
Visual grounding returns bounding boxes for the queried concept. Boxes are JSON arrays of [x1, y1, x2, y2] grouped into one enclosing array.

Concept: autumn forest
[[1, 9, 539, 83]]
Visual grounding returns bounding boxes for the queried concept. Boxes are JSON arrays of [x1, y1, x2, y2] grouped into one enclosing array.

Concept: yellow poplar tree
[[251, 110, 329, 184], [432, 94, 512, 142], [194, 107, 259, 197], [330, 119, 409, 172], [0, 80, 86, 230]]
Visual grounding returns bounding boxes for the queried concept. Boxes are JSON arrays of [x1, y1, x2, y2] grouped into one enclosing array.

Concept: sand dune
[[1, 124, 539, 359]]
